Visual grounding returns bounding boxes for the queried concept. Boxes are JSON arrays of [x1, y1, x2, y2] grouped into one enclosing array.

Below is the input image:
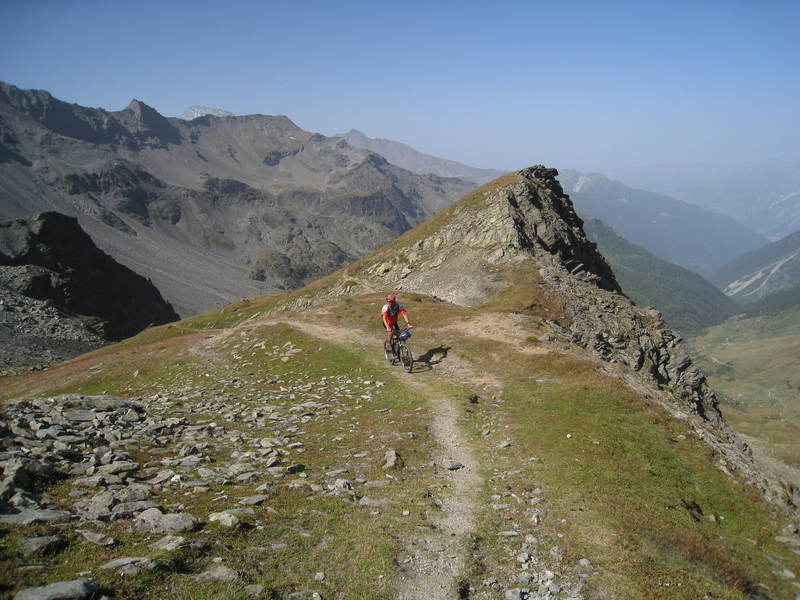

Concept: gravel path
[[260, 316, 484, 599]]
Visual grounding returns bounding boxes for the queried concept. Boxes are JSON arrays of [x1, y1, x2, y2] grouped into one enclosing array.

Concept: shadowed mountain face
[[582, 216, 738, 334], [0, 82, 474, 316], [0, 212, 179, 373]]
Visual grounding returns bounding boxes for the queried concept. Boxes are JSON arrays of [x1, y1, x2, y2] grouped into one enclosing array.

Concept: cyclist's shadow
[[413, 345, 450, 372]]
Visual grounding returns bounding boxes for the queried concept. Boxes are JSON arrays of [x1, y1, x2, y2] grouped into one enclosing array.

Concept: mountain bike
[[384, 328, 413, 372]]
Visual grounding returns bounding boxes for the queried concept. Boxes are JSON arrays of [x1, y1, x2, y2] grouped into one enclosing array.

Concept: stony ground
[[0, 286, 106, 377], [2, 306, 799, 599]]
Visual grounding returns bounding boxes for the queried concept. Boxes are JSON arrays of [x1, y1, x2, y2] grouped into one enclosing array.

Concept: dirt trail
[[207, 314, 489, 599], [272, 317, 484, 598], [397, 390, 480, 598]]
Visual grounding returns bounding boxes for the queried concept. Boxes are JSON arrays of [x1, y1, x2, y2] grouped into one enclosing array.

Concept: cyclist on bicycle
[[382, 294, 413, 347]]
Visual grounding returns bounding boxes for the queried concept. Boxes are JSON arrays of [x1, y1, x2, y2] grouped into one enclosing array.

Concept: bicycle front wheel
[[384, 340, 395, 365], [399, 343, 413, 373]]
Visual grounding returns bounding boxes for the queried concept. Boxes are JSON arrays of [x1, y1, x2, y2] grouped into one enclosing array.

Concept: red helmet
[[386, 294, 397, 302]]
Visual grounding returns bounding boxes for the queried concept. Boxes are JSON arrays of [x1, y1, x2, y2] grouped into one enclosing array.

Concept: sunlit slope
[[2, 294, 799, 599], [690, 306, 800, 467]]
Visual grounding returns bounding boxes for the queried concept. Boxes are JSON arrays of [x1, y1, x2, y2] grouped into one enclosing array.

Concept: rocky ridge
[[274, 166, 799, 511]]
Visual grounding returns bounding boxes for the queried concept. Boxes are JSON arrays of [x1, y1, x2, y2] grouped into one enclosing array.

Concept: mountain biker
[[382, 294, 413, 348]]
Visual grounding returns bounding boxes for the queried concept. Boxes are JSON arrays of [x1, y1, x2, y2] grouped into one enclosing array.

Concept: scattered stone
[[382, 449, 403, 469], [134, 508, 199, 534], [150, 535, 190, 552], [17, 535, 65, 556], [244, 585, 265, 599], [359, 496, 388, 508], [76, 529, 116, 546], [99, 556, 159, 576], [504, 589, 530, 600], [0, 508, 71, 525], [209, 512, 240, 528], [239, 495, 268, 506], [13, 578, 100, 600], [194, 565, 238, 582], [314, 572, 325, 581], [447, 462, 464, 471]]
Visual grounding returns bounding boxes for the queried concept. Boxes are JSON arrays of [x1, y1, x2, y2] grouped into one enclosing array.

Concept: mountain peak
[[347, 165, 621, 303], [124, 98, 163, 121]]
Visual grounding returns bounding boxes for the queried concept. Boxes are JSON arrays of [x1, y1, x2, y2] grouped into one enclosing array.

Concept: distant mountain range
[[710, 230, 800, 302], [557, 170, 767, 274], [606, 161, 800, 241], [0, 82, 473, 315], [338, 127, 768, 274], [338, 129, 505, 184]]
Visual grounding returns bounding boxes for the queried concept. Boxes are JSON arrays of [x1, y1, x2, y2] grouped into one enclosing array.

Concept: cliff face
[[0, 212, 178, 340]]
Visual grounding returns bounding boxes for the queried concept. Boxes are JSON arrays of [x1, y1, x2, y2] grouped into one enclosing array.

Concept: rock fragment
[[13, 578, 99, 600], [194, 565, 238, 582]]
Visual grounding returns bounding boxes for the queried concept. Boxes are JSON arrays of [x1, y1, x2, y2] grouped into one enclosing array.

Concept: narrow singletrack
[[211, 314, 487, 599]]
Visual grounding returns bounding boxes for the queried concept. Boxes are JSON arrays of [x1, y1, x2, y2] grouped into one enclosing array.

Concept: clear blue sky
[[1, 0, 797, 172]]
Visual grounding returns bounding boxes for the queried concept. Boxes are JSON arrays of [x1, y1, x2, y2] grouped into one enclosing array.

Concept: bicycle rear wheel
[[399, 343, 413, 372]]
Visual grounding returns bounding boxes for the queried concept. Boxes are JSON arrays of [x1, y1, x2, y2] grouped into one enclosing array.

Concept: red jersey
[[381, 303, 407, 327]]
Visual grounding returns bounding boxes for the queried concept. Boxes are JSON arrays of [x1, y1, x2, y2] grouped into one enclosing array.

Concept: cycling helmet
[[386, 294, 397, 302]]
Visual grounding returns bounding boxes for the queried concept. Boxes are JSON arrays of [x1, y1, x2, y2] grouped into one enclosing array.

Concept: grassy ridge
[[321, 295, 800, 598], [2, 286, 798, 597], [453, 338, 797, 599]]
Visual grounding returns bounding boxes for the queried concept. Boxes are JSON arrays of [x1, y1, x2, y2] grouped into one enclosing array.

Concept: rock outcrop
[[290, 167, 726, 424], [0, 211, 178, 340], [272, 166, 800, 509]]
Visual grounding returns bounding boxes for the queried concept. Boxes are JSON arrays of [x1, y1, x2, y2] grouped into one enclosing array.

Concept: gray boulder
[[13, 578, 99, 600], [134, 507, 199, 534]]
